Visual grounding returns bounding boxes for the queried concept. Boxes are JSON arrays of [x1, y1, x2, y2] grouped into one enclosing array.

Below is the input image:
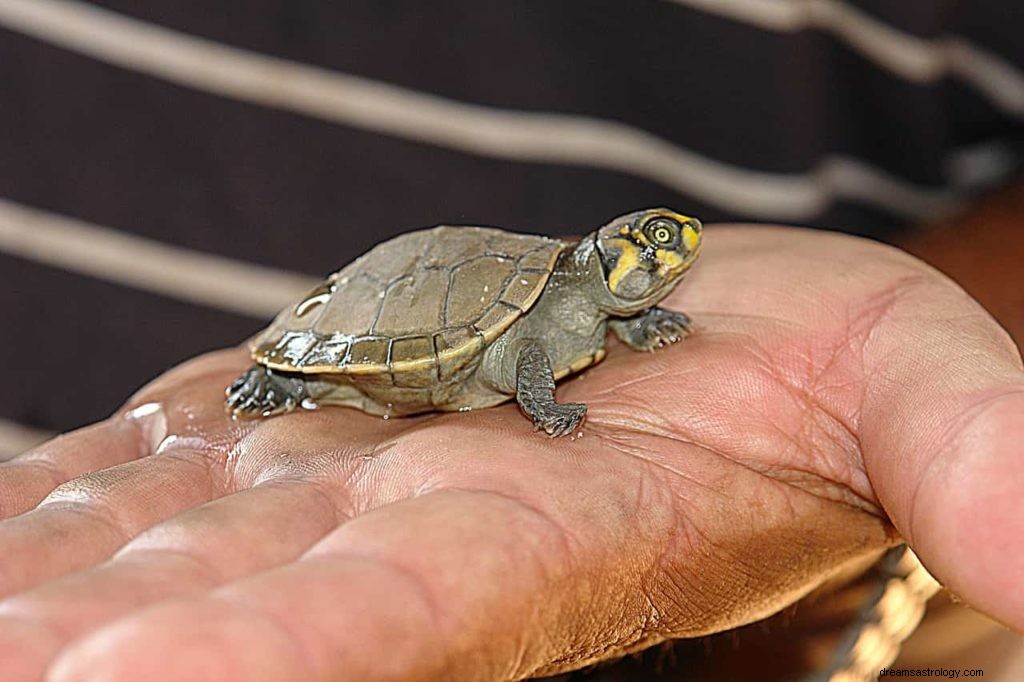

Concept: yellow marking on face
[[631, 229, 652, 246], [618, 225, 631, 236], [682, 224, 701, 252], [655, 248, 685, 271], [606, 238, 641, 294]]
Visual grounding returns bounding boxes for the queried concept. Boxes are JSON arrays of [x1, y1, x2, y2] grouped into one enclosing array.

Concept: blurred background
[[0, 0, 1021, 678]]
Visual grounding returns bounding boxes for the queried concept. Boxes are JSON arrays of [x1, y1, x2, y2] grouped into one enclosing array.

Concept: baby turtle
[[226, 208, 702, 436]]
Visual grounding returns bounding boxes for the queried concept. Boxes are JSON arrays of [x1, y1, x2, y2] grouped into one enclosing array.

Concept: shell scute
[[444, 256, 516, 327], [435, 329, 484, 380], [311, 274, 382, 336], [434, 327, 476, 354], [373, 269, 448, 335], [277, 332, 316, 364], [420, 226, 490, 266], [300, 335, 350, 368], [346, 337, 389, 373], [473, 303, 521, 343], [500, 269, 548, 311], [519, 246, 562, 271], [390, 336, 436, 368], [390, 336, 439, 388]]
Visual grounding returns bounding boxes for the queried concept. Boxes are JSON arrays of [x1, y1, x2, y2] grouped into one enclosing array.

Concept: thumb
[[859, 275, 1024, 630]]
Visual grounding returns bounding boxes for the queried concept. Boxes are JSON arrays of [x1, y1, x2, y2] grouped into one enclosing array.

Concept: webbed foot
[[531, 401, 588, 437], [611, 307, 693, 351], [225, 365, 307, 418]]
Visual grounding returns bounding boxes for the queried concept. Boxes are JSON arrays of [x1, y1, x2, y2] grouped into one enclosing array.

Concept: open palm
[[1, 226, 1021, 681]]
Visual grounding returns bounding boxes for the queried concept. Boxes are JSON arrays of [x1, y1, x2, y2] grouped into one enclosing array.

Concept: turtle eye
[[644, 218, 679, 246]]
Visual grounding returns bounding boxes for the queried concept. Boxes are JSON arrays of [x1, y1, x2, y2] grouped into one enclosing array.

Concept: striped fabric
[[1, 0, 1021, 451]]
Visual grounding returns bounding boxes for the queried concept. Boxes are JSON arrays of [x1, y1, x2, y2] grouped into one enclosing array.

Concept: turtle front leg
[[515, 340, 587, 437], [225, 365, 308, 418], [610, 307, 693, 351]]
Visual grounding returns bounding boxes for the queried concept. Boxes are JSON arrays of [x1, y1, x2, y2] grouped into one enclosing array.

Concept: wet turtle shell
[[251, 226, 565, 381]]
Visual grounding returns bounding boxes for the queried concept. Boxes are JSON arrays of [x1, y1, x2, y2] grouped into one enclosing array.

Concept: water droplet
[[126, 402, 161, 419], [520, 279, 529, 286], [125, 402, 167, 454], [156, 434, 207, 456], [382, 414, 390, 420], [155, 434, 181, 454], [458, 406, 472, 412]]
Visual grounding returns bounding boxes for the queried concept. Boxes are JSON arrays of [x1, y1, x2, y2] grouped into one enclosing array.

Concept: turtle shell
[[252, 226, 565, 378]]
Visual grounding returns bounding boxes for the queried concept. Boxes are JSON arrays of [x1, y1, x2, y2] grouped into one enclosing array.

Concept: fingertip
[[0, 419, 145, 520], [48, 600, 307, 682], [0, 617, 60, 682]]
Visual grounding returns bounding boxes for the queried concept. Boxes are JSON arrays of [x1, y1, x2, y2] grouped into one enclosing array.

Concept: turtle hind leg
[[515, 340, 587, 437], [225, 365, 308, 418]]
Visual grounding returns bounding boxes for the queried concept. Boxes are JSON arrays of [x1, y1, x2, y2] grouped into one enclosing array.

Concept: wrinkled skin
[[0, 226, 1022, 682]]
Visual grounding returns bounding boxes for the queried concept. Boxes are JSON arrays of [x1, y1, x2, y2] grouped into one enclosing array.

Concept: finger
[[856, 268, 1024, 630], [0, 419, 146, 520], [47, 451, 888, 682], [0, 349, 253, 521], [47, 489, 628, 682], [0, 445, 228, 598], [0, 349, 277, 594], [0, 478, 347, 682]]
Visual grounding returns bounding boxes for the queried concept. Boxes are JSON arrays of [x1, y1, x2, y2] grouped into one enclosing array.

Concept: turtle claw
[[534, 402, 587, 437], [260, 395, 297, 418], [648, 310, 692, 347], [613, 308, 693, 351], [225, 366, 305, 419]]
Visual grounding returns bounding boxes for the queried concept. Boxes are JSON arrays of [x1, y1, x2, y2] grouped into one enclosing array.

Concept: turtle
[[226, 208, 703, 436]]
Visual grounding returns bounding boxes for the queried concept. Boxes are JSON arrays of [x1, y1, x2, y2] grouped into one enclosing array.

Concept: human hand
[[1, 225, 1021, 681]]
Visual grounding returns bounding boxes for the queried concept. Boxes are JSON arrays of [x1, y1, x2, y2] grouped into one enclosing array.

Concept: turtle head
[[593, 208, 702, 309]]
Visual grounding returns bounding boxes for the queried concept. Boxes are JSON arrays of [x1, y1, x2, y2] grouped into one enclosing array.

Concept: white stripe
[[0, 198, 317, 317], [668, 0, 1024, 118], [944, 140, 1019, 189], [0, 0, 1002, 222], [0, 418, 53, 461]]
